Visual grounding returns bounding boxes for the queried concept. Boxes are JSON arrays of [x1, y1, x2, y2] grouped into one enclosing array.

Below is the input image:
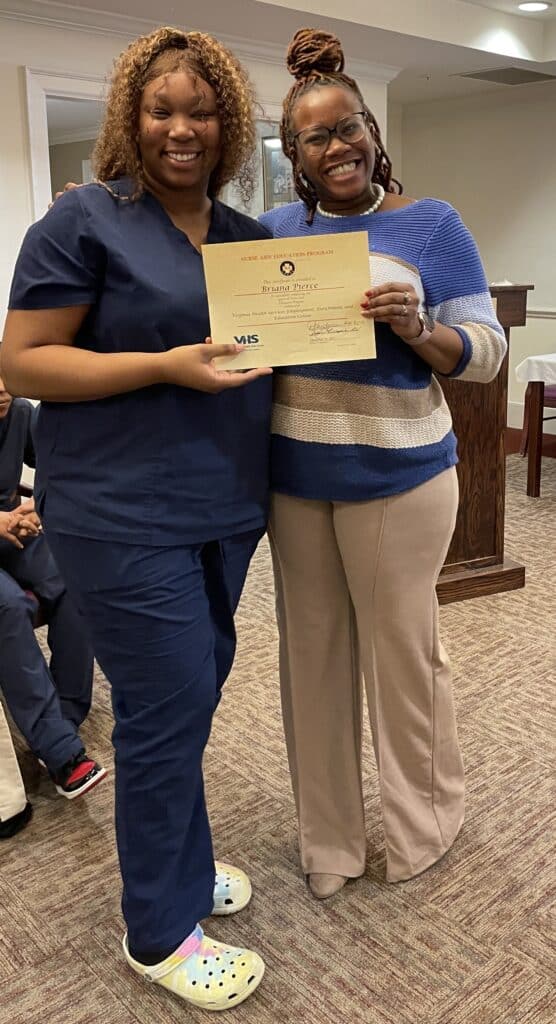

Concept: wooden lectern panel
[[442, 366, 503, 565], [435, 285, 531, 603]]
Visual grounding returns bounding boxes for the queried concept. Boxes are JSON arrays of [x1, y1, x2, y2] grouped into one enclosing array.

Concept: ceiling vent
[[457, 67, 556, 85]]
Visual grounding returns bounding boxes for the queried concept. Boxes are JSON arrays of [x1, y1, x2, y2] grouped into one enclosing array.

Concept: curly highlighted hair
[[279, 28, 402, 222], [92, 26, 258, 202]]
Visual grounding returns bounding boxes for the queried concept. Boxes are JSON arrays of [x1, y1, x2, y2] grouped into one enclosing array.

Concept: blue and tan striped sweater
[[258, 198, 506, 501]]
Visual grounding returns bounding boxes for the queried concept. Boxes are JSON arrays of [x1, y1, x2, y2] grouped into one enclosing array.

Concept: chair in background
[[515, 352, 556, 496], [519, 383, 556, 456]]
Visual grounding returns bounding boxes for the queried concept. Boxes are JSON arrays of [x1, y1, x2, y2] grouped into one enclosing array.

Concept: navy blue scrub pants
[[44, 527, 263, 955], [0, 534, 93, 771]]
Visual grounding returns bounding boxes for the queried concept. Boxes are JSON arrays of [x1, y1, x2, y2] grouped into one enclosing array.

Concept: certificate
[[201, 231, 375, 369]]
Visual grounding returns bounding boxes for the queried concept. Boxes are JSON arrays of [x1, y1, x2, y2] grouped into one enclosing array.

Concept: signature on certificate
[[308, 320, 354, 338]]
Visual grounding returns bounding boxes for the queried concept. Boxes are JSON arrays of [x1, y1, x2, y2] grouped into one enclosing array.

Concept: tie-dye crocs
[[123, 924, 264, 1011], [212, 861, 252, 916]]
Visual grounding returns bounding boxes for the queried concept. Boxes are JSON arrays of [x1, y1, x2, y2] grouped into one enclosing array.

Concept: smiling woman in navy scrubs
[[1, 27, 271, 1013]]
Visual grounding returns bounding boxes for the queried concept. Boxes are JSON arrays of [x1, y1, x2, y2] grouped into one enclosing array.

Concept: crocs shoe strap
[[143, 924, 204, 982]]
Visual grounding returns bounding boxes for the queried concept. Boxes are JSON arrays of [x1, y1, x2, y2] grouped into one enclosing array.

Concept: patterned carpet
[[1, 455, 554, 1024]]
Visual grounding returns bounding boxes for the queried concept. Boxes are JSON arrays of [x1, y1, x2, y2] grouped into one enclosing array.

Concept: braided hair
[[92, 26, 257, 202], [280, 28, 401, 223]]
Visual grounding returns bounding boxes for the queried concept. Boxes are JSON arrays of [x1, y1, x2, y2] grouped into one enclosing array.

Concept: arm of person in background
[[49, 182, 80, 206], [1, 191, 271, 401], [24, 403, 37, 470]]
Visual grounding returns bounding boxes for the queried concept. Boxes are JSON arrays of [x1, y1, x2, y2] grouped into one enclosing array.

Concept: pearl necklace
[[316, 184, 385, 219]]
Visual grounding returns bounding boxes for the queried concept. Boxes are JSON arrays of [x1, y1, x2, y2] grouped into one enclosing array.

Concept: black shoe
[[0, 801, 33, 839], [51, 751, 107, 800]]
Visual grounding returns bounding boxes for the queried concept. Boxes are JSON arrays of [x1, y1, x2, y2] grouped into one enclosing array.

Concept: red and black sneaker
[[52, 751, 107, 800]]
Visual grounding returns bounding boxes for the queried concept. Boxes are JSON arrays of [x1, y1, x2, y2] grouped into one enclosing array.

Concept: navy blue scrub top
[[8, 180, 273, 546]]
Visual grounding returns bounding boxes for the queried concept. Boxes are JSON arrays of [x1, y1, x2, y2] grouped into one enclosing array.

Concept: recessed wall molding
[[0, 1, 156, 39]]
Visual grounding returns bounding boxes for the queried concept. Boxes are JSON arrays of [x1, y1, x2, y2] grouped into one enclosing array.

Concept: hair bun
[[286, 28, 344, 80]]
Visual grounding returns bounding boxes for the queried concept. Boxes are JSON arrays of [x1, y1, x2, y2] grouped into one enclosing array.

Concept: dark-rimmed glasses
[[293, 112, 369, 153]]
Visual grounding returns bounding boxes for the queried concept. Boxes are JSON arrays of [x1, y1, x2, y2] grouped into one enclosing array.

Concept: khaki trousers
[[0, 702, 27, 822], [269, 467, 465, 882]]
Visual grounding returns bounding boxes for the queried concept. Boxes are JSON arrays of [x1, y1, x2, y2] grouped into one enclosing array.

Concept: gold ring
[[401, 304, 408, 317], [403, 291, 410, 305]]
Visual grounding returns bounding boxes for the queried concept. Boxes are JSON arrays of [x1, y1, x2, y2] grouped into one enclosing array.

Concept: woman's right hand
[[161, 341, 272, 393]]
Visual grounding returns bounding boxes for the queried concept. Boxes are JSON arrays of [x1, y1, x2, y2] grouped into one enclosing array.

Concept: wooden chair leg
[[519, 383, 531, 456], [526, 381, 544, 497]]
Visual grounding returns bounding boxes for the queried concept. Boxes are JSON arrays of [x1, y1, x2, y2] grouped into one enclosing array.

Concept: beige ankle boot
[[308, 873, 348, 899]]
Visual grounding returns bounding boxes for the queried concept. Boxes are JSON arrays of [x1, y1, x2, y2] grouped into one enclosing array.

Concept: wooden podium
[[436, 284, 532, 604]]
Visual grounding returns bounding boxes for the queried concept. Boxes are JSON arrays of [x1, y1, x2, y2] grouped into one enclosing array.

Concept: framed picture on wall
[[81, 159, 93, 183], [262, 137, 296, 210]]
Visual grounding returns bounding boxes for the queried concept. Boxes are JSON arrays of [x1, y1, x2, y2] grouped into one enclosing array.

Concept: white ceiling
[[16, 0, 556, 124], [464, 0, 556, 19]]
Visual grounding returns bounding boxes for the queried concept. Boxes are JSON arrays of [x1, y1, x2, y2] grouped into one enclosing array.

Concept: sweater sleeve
[[418, 205, 507, 383]]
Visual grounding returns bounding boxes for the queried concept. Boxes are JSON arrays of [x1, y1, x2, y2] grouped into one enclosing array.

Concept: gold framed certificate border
[[202, 231, 375, 369]]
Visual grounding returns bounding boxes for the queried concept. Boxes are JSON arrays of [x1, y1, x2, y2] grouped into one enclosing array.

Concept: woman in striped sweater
[[259, 28, 507, 899]]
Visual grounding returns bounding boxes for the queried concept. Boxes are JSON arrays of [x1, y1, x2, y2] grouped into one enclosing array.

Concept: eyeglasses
[[293, 112, 369, 153]]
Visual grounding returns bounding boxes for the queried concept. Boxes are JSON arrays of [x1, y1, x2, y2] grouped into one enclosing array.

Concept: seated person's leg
[[49, 591, 94, 728], [0, 564, 82, 770], [0, 701, 32, 838], [0, 566, 104, 798], [4, 533, 94, 728]]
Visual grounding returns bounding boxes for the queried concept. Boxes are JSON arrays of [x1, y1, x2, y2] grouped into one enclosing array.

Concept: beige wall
[[386, 100, 403, 185], [0, 64, 33, 329], [400, 82, 556, 427], [0, 17, 127, 326], [49, 139, 96, 197]]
